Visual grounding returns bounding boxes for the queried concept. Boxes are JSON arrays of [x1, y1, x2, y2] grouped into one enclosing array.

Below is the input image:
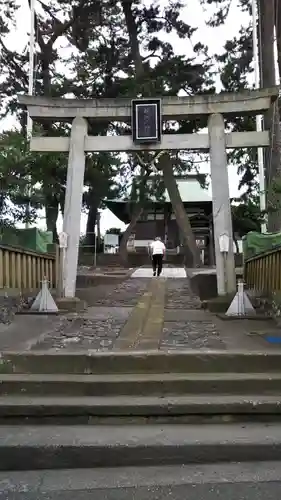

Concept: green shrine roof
[[163, 177, 211, 203], [107, 175, 211, 204], [105, 176, 211, 223]]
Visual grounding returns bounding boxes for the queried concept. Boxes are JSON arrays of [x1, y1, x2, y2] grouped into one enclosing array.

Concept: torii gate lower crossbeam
[[18, 88, 278, 298]]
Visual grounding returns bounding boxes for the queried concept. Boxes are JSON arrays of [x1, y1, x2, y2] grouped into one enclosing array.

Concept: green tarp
[[243, 231, 281, 260], [0, 227, 53, 253]]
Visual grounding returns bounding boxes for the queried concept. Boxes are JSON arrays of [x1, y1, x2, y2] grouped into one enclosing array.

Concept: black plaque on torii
[[131, 98, 161, 144]]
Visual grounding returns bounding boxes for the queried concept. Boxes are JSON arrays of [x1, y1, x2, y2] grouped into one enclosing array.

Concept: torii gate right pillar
[[208, 113, 236, 295]]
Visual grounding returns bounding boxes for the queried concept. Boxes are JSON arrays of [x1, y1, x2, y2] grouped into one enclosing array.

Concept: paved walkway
[[0, 267, 278, 353], [132, 267, 187, 278]]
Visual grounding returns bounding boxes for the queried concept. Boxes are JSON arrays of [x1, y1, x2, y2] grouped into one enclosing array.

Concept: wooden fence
[[244, 246, 281, 293], [0, 244, 59, 292]]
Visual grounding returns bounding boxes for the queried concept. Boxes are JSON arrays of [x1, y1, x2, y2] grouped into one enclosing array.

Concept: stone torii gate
[[19, 88, 278, 299]]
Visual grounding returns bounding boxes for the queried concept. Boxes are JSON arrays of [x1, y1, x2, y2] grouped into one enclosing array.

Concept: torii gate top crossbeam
[[18, 87, 279, 122]]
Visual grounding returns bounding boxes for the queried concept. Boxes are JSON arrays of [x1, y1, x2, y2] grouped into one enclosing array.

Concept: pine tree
[[0, 1, 125, 240], [1, 0, 214, 263], [98, 0, 215, 265], [200, 0, 281, 231]]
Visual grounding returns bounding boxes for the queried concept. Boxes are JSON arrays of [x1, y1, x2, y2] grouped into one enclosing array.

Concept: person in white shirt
[[149, 237, 166, 277]]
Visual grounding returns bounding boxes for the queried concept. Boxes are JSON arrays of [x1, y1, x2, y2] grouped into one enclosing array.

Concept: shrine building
[[105, 175, 215, 265]]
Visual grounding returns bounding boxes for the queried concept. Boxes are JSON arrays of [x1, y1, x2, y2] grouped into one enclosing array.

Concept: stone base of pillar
[[55, 297, 87, 313]]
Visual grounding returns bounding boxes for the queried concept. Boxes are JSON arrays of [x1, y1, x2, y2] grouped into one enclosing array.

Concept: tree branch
[[121, 0, 144, 79], [36, 0, 59, 22], [0, 39, 28, 84], [48, 0, 88, 47], [28, 0, 88, 50]]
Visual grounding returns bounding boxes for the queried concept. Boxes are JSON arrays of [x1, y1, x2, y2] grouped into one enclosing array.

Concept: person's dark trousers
[[152, 254, 163, 276]]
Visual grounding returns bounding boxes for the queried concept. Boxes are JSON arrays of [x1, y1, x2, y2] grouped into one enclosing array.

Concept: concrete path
[[0, 267, 278, 353], [2, 462, 281, 499], [132, 267, 187, 278]]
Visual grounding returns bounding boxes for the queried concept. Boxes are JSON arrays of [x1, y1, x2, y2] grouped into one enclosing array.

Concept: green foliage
[[0, 1, 128, 231], [0, 130, 35, 225], [71, 0, 215, 102], [200, 2, 261, 196], [217, 26, 253, 92], [3, 0, 258, 236], [70, 0, 216, 213], [0, 128, 68, 222], [199, 0, 251, 27], [231, 196, 263, 237], [217, 23, 259, 195]]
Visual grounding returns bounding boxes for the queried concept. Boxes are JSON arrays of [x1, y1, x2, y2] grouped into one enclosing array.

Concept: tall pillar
[[63, 117, 88, 298], [208, 113, 236, 295]]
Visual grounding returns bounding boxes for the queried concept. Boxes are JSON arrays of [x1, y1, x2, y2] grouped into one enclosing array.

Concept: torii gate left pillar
[[63, 117, 87, 298]]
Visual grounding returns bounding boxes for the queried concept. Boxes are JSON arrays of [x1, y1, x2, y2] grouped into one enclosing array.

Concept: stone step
[[1, 395, 281, 424], [1, 372, 281, 396], [3, 350, 281, 375], [4, 462, 281, 498], [1, 422, 281, 471]]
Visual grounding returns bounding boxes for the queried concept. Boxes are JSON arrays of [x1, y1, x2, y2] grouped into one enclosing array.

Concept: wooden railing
[[244, 245, 281, 293], [0, 244, 59, 292]]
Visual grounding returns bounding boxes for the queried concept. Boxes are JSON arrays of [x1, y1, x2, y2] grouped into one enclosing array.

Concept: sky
[[1, 0, 254, 235]]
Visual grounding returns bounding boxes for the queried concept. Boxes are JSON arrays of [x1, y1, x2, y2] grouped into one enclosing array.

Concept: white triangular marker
[[225, 280, 256, 316], [31, 279, 58, 313]]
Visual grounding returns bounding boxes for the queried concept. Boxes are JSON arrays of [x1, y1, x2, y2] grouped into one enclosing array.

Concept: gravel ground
[[94, 279, 150, 307], [165, 280, 202, 309], [0, 295, 31, 325], [30, 315, 127, 352], [160, 320, 225, 350]]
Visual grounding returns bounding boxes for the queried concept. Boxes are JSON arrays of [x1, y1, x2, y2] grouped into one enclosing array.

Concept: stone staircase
[[1, 350, 281, 470]]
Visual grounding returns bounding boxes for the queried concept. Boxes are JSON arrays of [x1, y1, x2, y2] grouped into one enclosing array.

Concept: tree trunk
[[43, 182, 60, 243], [41, 98, 61, 242], [260, 0, 281, 231], [39, 44, 63, 241], [45, 195, 59, 242], [85, 203, 98, 251], [59, 188, 65, 218], [233, 234, 240, 255], [121, 1, 144, 79], [119, 170, 150, 264], [119, 203, 143, 266], [161, 155, 201, 267]]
